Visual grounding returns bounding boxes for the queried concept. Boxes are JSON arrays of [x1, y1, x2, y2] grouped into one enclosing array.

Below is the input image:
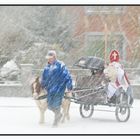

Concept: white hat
[[45, 50, 56, 59]]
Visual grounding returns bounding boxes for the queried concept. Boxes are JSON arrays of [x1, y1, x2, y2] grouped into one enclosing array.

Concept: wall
[[0, 64, 140, 99], [0, 64, 33, 97]]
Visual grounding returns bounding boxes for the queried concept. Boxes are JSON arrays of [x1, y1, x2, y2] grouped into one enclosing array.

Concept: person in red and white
[[104, 50, 133, 104]]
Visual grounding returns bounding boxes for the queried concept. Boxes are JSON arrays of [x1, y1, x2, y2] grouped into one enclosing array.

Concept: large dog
[[31, 76, 72, 124]]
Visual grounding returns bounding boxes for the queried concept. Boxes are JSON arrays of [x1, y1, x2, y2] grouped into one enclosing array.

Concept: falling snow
[[0, 6, 140, 134]]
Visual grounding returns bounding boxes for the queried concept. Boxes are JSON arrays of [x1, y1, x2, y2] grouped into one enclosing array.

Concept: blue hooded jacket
[[41, 60, 73, 109]]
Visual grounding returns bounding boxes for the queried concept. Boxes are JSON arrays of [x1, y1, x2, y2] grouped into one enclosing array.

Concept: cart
[[66, 56, 133, 122]]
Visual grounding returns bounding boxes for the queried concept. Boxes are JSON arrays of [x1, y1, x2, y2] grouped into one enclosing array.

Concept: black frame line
[[0, 4, 139, 136]]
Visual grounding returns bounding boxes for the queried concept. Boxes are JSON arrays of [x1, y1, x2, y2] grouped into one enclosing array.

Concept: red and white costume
[[106, 50, 130, 98]]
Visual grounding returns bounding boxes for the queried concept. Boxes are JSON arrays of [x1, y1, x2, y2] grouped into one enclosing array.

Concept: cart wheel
[[79, 104, 94, 118], [115, 106, 130, 122]]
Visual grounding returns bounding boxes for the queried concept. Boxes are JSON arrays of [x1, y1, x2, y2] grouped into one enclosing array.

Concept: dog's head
[[31, 76, 41, 99]]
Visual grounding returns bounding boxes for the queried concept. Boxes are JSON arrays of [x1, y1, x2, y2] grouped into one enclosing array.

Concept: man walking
[[41, 50, 73, 126]]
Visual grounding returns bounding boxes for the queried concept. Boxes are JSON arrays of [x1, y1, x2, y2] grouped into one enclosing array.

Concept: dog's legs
[[39, 108, 46, 124], [36, 100, 47, 124], [66, 102, 71, 121], [40, 101, 47, 124], [61, 101, 66, 123], [61, 108, 66, 123], [66, 93, 72, 121], [39, 109, 45, 124], [61, 100, 70, 123]]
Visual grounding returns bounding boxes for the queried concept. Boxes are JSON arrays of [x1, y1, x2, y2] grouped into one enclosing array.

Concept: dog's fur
[[31, 76, 72, 124]]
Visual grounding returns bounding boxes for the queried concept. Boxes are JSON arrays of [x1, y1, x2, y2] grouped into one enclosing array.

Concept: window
[[85, 32, 126, 62], [85, 6, 125, 15], [85, 32, 105, 58]]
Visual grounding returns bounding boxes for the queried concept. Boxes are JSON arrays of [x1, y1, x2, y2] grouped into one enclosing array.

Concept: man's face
[[47, 55, 55, 64]]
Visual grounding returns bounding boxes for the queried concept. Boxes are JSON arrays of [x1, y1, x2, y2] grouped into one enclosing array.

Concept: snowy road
[[0, 97, 140, 134]]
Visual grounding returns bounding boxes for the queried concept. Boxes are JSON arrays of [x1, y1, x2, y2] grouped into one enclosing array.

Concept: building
[[65, 6, 140, 66]]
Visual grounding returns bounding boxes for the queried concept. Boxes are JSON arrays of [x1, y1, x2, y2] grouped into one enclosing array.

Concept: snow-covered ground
[[0, 97, 140, 134]]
